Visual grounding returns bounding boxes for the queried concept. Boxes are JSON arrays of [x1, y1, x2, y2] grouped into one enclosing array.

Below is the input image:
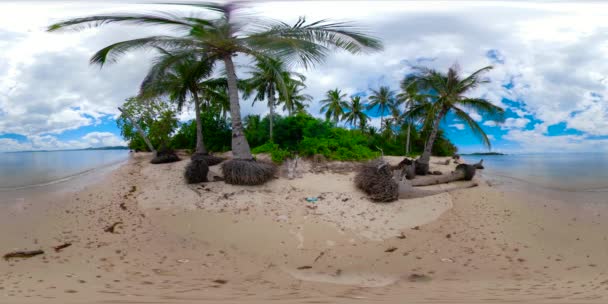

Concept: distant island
[[463, 152, 505, 156], [5, 146, 129, 153]]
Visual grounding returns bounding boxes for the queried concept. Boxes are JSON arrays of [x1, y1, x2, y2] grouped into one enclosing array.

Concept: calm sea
[[0, 150, 129, 190], [464, 153, 608, 192]]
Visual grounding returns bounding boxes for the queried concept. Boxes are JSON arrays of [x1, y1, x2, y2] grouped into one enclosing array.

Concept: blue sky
[[2, 1, 608, 153]]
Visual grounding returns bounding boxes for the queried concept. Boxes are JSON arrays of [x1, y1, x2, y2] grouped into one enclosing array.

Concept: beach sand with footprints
[[2, 152, 608, 303]]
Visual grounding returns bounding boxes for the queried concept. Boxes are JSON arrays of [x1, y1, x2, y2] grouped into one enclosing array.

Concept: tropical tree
[[139, 50, 214, 155], [280, 77, 312, 116], [320, 89, 348, 124], [343, 96, 370, 130], [243, 57, 302, 141], [404, 65, 504, 174], [367, 86, 397, 131], [48, 2, 382, 184]]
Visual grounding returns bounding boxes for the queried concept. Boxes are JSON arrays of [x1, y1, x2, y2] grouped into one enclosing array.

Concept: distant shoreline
[[2, 146, 129, 153]]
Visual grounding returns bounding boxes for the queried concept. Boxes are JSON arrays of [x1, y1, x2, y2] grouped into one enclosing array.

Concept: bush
[[252, 142, 291, 164]]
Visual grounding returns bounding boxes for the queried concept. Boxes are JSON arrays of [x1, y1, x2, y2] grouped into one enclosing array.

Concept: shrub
[[252, 142, 291, 164]]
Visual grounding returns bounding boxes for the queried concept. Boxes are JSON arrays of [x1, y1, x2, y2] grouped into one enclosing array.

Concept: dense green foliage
[[170, 111, 232, 152], [116, 97, 179, 152]]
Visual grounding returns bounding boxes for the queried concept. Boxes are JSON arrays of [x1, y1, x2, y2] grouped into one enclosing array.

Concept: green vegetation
[[116, 97, 179, 152], [50, 1, 501, 184]]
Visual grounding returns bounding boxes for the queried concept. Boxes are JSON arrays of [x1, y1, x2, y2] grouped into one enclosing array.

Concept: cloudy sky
[[1, 1, 608, 153]]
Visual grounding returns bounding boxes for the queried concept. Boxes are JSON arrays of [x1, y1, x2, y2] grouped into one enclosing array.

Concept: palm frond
[[452, 106, 492, 149]]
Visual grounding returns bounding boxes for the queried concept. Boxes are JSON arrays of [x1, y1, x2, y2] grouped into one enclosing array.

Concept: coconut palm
[[48, 2, 382, 185], [343, 96, 369, 130], [404, 65, 504, 174], [280, 77, 312, 116], [242, 57, 303, 141], [139, 50, 214, 155], [367, 86, 397, 131], [320, 89, 348, 124]]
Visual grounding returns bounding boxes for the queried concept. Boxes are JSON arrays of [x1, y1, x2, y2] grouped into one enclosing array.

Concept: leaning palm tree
[[343, 96, 369, 130], [139, 50, 214, 156], [319, 89, 348, 124], [367, 86, 397, 131], [48, 1, 382, 185], [404, 65, 504, 174], [243, 57, 302, 141], [280, 77, 312, 116]]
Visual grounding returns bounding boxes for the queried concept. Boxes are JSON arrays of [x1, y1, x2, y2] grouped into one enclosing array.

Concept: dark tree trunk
[[417, 107, 448, 175], [410, 164, 476, 186], [191, 90, 207, 155], [268, 85, 275, 141], [223, 54, 253, 160]]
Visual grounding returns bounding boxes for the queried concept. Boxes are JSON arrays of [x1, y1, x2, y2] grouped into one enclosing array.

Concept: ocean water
[[464, 153, 608, 191], [0, 150, 129, 190]]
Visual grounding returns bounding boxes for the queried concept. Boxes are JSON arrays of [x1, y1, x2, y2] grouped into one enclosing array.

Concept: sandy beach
[[3, 153, 608, 303]]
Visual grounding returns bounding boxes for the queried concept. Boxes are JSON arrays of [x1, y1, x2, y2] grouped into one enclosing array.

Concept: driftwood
[[355, 160, 399, 202], [398, 179, 478, 199], [53, 243, 72, 252], [4, 250, 44, 260], [409, 164, 477, 187], [473, 159, 484, 169]]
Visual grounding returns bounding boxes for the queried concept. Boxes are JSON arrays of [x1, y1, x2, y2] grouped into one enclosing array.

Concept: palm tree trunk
[[191, 90, 207, 155], [419, 108, 448, 166], [268, 86, 275, 142], [406, 123, 411, 155], [223, 54, 253, 160]]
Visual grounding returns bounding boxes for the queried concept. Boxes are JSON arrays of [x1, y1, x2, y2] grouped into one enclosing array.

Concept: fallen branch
[[4, 250, 44, 260], [409, 164, 476, 187], [53, 243, 72, 252], [398, 180, 478, 199], [473, 159, 484, 169]]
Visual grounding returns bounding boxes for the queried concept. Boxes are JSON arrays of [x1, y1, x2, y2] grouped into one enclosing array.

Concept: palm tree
[[280, 77, 312, 116], [398, 75, 428, 155], [139, 50, 214, 155], [243, 57, 302, 141], [343, 96, 369, 130], [320, 89, 348, 124], [367, 86, 397, 131], [404, 65, 504, 174], [48, 2, 383, 167]]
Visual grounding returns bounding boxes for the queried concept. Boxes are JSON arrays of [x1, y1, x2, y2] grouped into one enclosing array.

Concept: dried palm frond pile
[[222, 159, 277, 185], [354, 159, 399, 202]]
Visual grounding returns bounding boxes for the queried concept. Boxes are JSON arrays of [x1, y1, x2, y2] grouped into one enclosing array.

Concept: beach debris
[[412, 226, 420, 230], [313, 251, 325, 263], [305, 197, 319, 203], [473, 159, 484, 170], [409, 164, 477, 187], [445, 234, 452, 239], [306, 205, 318, 210], [119, 202, 127, 210], [408, 273, 432, 282], [297, 265, 312, 270], [53, 243, 72, 252], [177, 259, 189, 263], [150, 145, 180, 164], [4, 249, 44, 260], [222, 159, 277, 185], [185, 156, 209, 184], [104, 221, 123, 234], [441, 258, 454, 263], [191, 152, 224, 166], [212, 279, 227, 285], [354, 159, 399, 202], [397, 232, 407, 239], [385, 247, 398, 253], [431, 171, 443, 175]]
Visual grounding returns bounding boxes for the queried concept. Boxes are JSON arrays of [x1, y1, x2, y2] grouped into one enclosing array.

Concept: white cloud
[[450, 123, 465, 130], [0, 132, 125, 152], [501, 117, 531, 130]]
